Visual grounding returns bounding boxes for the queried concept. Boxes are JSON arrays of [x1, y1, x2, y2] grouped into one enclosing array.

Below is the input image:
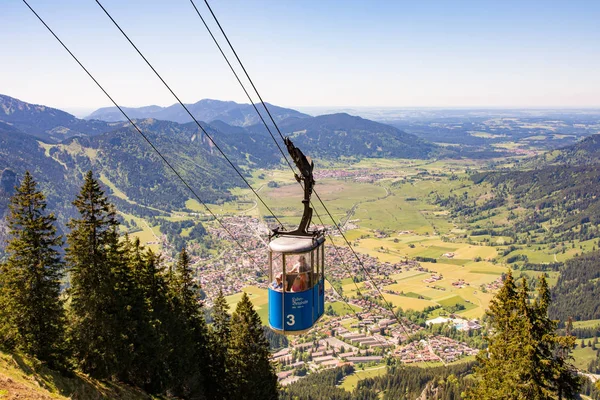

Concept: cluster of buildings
[[192, 215, 418, 303], [313, 169, 402, 183], [423, 274, 443, 284], [195, 216, 269, 302], [394, 336, 479, 364], [484, 276, 504, 291], [272, 307, 481, 385], [160, 215, 485, 386], [426, 316, 482, 332]]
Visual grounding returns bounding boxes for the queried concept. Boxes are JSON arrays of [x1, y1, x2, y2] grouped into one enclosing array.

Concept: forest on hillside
[[0, 171, 277, 399], [549, 251, 600, 322]]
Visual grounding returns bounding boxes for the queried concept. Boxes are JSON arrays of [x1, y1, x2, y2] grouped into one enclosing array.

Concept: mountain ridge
[[0, 93, 440, 237], [0, 94, 114, 143], [86, 98, 311, 127]]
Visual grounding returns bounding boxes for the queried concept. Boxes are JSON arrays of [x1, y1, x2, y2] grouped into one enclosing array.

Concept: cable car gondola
[[268, 138, 325, 335]]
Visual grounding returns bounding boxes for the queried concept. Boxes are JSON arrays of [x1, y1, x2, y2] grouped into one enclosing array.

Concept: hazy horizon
[[2, 0, 599, 111], [16, 97, 600, 120]]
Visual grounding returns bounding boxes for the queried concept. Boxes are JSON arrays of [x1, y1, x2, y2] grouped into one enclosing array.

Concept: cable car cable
[[94, 0, 285, 230], [188, 0, 296, 175], [30, 0, 428, 358], [20, 0, 261, 271], [92, 2, 363, 316], [24, 2, 397, 352], [202, 0, 288, 148], [198, 0, 420, 343], [196, 1, 424, 354], [187, 0, 368, 302]]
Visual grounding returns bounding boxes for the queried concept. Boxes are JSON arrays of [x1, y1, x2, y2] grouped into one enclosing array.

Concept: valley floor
[[98, 158, 599, 391]]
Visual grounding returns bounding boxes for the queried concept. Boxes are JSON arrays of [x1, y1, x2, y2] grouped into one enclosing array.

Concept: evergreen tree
[[467, 270, 522, 399], [229, 292, 278, 400], [534, 277, 580, 399], [208, 288, 232, 400], [167, 248, 209, 398], [66, 171, 128, 378], [0, 172, 66, 367], [120, 236, 167, 391], [467, 271, 580, 399]]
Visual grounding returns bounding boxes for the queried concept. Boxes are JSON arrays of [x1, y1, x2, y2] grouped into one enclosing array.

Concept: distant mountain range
[[0, 94, 115, 143], [86, 99, 311, 127], [0, 94, 439, 236]]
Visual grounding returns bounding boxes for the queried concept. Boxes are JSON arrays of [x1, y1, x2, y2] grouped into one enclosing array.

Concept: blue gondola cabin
[[268, 234, 325, 334]]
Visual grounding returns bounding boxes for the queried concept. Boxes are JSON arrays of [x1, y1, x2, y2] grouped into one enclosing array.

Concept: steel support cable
[[21, 0, 260, 269], [185, 1, 372, 311], [200, 0, 419, 346], [188, 0, 296, 175], [202, 0, 289, 145], [186, 0, 366, 302], [22, 1, 372, 338], [94, 0, 285, 230]]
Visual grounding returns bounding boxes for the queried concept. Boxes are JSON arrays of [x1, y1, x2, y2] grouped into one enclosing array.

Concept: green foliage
[[467, 271, 580, 399], [229, 292, 278, 400], [0, 170, 282, 398], [549, 250, 600, 322], [358, 362, 475, 400], [120, 237, 171, 393], [471, 164, 600, 242], [263, 326, 289, 351], [580, 377, 600, 400], [66, 171, 131, 378], [166, 248, 210, 398], [207, 289, 232, 400], [0, 172, 66, 368], [280, 365, 356, 400]]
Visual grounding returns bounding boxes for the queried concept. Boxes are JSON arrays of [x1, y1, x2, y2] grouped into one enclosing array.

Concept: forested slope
[[549, 251, 600, 322]]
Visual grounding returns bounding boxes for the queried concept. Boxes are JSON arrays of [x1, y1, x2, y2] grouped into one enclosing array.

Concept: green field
[[329, 301, 362, 316], [571, 343, 598, 370], [574, 320, 600, 329], [339, 366, 387, 392], [122, 159, 591, 335]]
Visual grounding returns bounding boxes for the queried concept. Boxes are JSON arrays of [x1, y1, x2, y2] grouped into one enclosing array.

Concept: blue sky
[[1, 0, 599, 113]]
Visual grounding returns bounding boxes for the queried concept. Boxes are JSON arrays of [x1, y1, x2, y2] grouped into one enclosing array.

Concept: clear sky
[[2, 0, 600, 113]]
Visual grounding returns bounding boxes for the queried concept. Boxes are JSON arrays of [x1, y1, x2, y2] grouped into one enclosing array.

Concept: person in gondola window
[[271, 272, 283, 290], [291, 274, 306, 292], [290, 255, 309, 274]]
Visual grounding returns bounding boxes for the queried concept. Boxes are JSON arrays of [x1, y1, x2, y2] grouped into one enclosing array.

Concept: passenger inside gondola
[[291, 273, 307, 292], [271, 272, 283, 291], [289, 255, 311, 288], [290, 255, 309, 273]]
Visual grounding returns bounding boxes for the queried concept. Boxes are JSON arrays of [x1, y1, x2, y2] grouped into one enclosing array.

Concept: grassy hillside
[[0, 350, 159, 399]]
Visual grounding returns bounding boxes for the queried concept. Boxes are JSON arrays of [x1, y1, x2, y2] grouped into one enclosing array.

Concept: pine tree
[[229, 292, 278, 400], [167, 248, 209, 398], [125, 237, 171, 392], [0, 172, 66, 367], [467, 271, 580, 399], [468, 270, 523, 399], [66, 171, 127, 378], [208, 288, 233, 399]]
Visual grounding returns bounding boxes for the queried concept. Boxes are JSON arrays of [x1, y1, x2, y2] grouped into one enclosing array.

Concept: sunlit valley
[[2, 1, 600, 398], [1, 91, 600, 398]]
